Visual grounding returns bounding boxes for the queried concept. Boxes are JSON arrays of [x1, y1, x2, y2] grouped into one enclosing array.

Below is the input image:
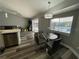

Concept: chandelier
[[44, 1, 53, 19]]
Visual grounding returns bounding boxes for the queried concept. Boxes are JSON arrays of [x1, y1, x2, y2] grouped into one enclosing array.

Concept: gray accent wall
[[70, 15, 79, 48], [39, 17, 50, 32], [0, 12, 27, 28]]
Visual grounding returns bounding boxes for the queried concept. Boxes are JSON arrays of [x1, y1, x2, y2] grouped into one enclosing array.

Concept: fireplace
[[0, 28, 21, 49], [3, 33, 18, 48]]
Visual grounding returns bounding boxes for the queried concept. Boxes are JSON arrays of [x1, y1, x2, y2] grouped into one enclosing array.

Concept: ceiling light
[[44, 1, 53, 19], [5, 12, 8, 18], [44, 13, 53, 19]]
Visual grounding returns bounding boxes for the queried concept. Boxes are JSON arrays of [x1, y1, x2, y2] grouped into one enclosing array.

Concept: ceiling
[[0, 0, 65, 18]]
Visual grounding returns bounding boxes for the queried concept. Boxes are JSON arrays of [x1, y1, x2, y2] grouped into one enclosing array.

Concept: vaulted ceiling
[[0, 0, 65, 18]]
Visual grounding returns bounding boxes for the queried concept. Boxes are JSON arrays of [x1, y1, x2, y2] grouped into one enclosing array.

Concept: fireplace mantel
[[0, 29, 21, 34]]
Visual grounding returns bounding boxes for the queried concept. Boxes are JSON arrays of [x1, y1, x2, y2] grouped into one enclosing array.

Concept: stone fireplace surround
[[0, 29, 21, 51]]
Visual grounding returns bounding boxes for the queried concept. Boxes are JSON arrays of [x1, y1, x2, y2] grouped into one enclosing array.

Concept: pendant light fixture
[[44, 1, 53, 19]]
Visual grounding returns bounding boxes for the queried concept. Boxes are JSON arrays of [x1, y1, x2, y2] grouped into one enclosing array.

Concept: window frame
[[32, 18, 39, 32], [50, 16, 73, 34]]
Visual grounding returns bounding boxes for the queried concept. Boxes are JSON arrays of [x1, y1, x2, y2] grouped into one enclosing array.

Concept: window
[[32, 18, 39, 32], [50, 16, 73, 33], [50, 18, 60, 31]]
